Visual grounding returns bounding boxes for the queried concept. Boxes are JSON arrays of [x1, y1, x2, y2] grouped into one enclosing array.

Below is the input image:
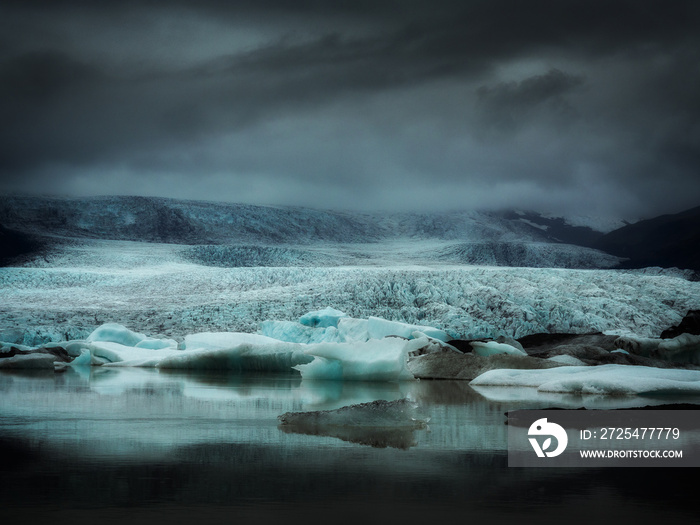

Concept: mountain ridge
[[595, 205, 700, 271], [2, 194, 689, 270], [0, 194, 609, 244]]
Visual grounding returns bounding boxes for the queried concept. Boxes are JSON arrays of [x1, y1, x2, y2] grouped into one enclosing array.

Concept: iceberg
[[79, 337, 311, 372], [294, 337, 426, 381], [260, 320, 341, 344], [88, 322, 177, 349], [299, 307, 348, 328], [259, 314, 449, 346], [616, 333, 700, 364], [470, 364, 700, 396], [546, 354, 588, 366], [367, 317, 449, 341], [470, 340, 527, 357], [68, 348, 93, 367], [183, 331, 280, 350], [73, 324, 312, 371], [1, 320, 436, 379], [79, 341, 181, 367], [156, 342, 312, 372], [337, 318, 370, 342], [0, 353, 56, 369]]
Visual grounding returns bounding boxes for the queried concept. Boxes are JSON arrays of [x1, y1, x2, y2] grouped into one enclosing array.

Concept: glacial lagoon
[[1, 368, 698, 524]]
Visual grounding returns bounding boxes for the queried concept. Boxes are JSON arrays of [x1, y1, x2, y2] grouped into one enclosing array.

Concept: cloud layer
[[1, 1, 699, 219]]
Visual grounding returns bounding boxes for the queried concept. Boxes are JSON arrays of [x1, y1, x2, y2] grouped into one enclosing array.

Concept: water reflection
[[1, 368, 699, 523], [471, 384, 700, 409], [278, 399, 429, 449]]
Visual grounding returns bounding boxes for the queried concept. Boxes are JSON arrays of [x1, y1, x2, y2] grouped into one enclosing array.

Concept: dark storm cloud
[[1, 1, 699, 218], [475, 69, 585, 135]]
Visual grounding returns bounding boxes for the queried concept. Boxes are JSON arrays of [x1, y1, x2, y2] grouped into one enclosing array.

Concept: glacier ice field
[[0, 238, 699, 347]]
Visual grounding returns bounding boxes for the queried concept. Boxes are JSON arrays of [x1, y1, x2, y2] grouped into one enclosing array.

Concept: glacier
[[2, 239, 698, 346], [2, 199, 700, 389]]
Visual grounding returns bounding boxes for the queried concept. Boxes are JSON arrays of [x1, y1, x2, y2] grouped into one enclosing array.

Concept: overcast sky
[[1, 1, 699, 219]]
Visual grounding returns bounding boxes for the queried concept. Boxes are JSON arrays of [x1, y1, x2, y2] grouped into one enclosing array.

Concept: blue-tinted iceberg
[[299, 307, 348, 328], [259, 312, 447, 345], [87, 322, 177, 349], [294, 337, 427, 381], [260, 320, 341, 344], [367, 317, 449, 342], [49, 321, 428, 379]]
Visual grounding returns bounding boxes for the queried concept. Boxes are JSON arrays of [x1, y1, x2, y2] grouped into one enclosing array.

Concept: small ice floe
[[470, 340, 527, 357], [470, 364, 700, 396]]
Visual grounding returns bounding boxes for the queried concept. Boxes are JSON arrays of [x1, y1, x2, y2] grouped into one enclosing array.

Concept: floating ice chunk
[[260, 320, 341, 344], [263, 317, 369, 344], [611, 349, 629, 355], [367, 317, 449, 341], [87, 323, 148, 346], [156, 342, 312, 372], [81, 341, 180, 367], [65, 341, 92, 357], [87, 323, 176, 349], [184, 331, 280, 350], [470, 385, 683, 409], [0, 353, 55, 369], [295, 338, 426, 381], [278, 398, 429, 449], [470, 364, 700, 396], [471, 340, 527, 357], [299, 307, 348, 328], [408, 331, 460, 356], [546, 354, 588, 366]]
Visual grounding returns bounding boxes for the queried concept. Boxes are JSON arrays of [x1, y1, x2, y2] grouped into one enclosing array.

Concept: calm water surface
[[0, 368, 696, 524]]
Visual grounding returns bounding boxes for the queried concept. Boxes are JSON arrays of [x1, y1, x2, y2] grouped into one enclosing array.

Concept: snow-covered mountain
[[0, 195, 620, 269]]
